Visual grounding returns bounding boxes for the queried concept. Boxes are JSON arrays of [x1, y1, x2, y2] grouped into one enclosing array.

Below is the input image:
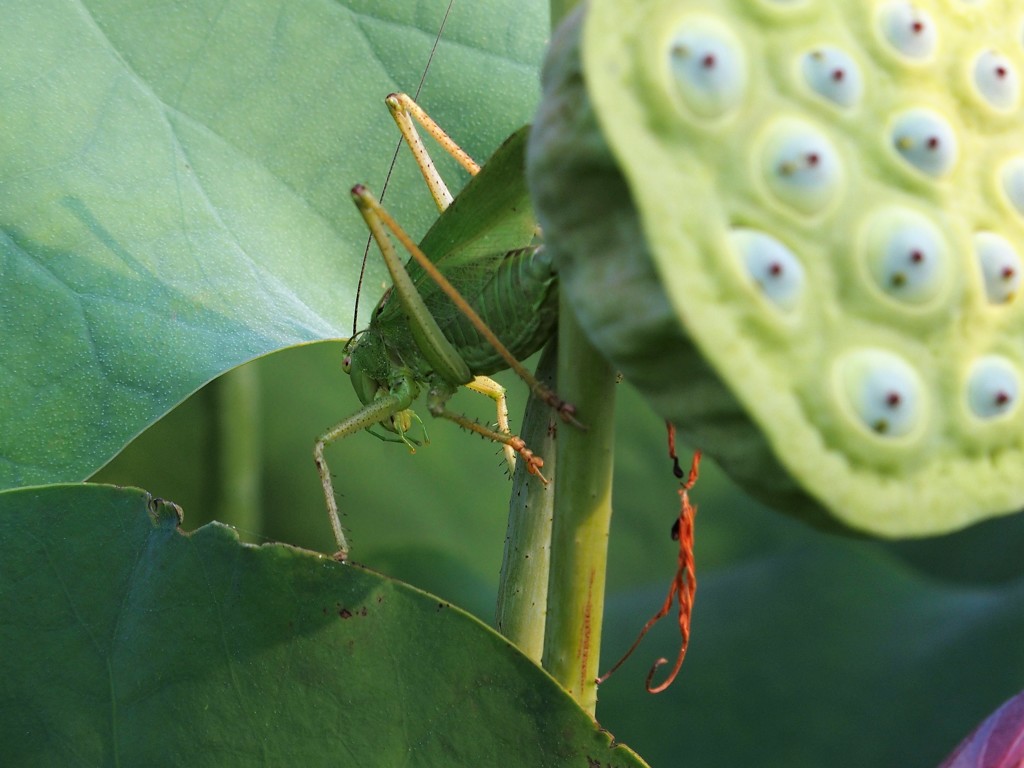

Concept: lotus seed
[[974, 232, 1022, 304], [890, 108, 958, 178], [729, 229, 805, 311], [801, 47, 863, 109], [760, 118, 843, 215], [668, 17, 748, 120], [972, 49, 1020, 110], [967, 356, 1020, 419], [878, 1, 937, 61], [837, 350, 925, 439], [863, 208, 948, 304], [999, 157, 1024, 217]]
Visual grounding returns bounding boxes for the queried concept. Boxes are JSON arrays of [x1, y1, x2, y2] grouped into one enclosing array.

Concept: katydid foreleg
[[314, 375, 418, 559]]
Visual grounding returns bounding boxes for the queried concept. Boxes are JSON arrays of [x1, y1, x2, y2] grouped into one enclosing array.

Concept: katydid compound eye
[[667, 16, 748, 120], [974, 232, 1022, 304], [966, 356, 1020, 420], [729, 229, 805, 311], [342, 355, 353, 373], [801, 47, 863, 109], [837, 350, 926, 438], [889, 108, 958, 178]]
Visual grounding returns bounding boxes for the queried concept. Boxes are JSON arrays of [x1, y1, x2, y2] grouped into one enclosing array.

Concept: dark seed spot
[[995, 391, 1012, 406], [832, 68, 845, 82], [886, 391, 902, 408], [702, 53, 716, 69], [805, 152, 820, 167], [339, 608, 353, 619], [926, 136, 940, 150], [768, 262, 783, 277], [1002, 266, 1016, 280], [909, 249, 925, 264]]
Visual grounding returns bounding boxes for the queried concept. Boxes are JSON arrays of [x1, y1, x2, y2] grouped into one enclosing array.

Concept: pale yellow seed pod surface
[[542, 1, 1024, 536]]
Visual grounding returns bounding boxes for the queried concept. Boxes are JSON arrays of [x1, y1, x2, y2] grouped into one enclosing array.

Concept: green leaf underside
[[0, 484, 647, 767], [581, 0, 1024, 535], [0, 0, 546, 490]]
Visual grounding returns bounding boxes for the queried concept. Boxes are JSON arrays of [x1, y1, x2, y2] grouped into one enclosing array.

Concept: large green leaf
[[0, 483, 647, 767], [0, 0, 547, 489]]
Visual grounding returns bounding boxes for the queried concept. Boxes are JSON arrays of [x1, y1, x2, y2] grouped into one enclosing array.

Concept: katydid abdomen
[[383, 243, 558, 377]]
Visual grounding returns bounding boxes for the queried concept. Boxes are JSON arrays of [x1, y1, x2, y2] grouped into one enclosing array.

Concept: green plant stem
[[495, 340, 559, 662], [215, 363, 263, 540], [542, 297, 617, 715]]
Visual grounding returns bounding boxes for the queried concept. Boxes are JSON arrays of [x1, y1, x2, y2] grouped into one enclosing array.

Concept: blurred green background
[[93, 341, 1024, 767]]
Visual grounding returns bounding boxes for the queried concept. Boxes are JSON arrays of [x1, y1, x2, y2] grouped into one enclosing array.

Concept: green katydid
[[314, 93, 578, 560]]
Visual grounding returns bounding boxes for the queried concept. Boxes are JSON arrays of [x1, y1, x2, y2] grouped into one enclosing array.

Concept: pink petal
[[939, 690, 1024, 768]]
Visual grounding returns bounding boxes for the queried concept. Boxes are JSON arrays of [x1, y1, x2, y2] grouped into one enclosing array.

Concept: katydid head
[[342, 329, 422, 440]]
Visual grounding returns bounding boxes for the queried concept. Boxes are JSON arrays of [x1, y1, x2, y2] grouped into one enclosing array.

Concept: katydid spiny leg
[[314, 376, 418, 560], [386, 92, 481, 211], [464, 375, 517, 473]]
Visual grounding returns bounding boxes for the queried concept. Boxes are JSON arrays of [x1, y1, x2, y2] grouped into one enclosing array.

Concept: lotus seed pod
[[528, 2, 1024, 537]]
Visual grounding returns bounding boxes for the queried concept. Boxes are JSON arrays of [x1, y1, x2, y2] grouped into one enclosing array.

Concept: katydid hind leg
[[386, 92, 481, 213], [464, 375, 517, 473], [427, 385, 548, 485]]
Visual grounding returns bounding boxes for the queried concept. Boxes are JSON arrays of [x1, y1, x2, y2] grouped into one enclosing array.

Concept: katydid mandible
[[314, 94, 578, 560]]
